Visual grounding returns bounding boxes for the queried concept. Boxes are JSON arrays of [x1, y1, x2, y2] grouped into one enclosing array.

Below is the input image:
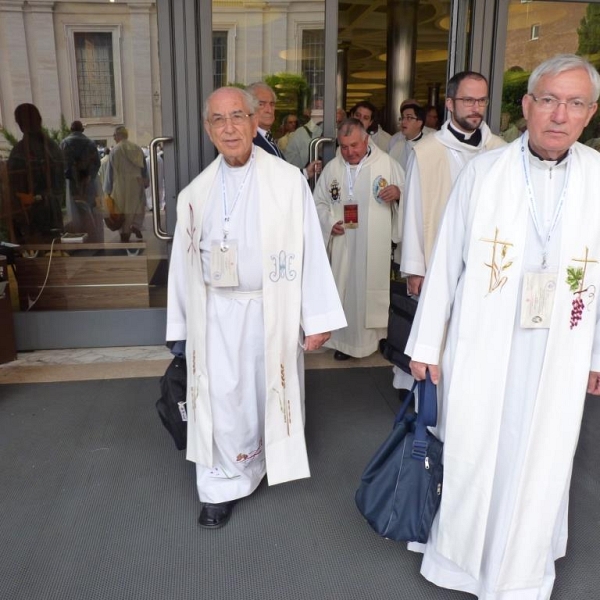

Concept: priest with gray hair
[[166, 86, 346, 529], [407, 54, 600, 598]]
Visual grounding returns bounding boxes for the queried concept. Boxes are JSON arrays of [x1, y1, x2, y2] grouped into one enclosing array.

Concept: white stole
[[177, 147, 310, 486], [437, 135, 600, 588]]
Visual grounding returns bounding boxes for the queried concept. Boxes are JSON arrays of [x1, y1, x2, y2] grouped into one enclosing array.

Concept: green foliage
[[44, 115, 70, 144], [577, 5, 600, 55], [265, 73, 310, 126], [0, 124, 18, 147], [501, 69, 529, 123], [0, 115, 70, 148]]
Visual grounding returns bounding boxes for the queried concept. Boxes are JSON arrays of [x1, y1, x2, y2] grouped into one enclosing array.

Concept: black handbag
[[379, 280, 418, 375], [355, 372, 443, 543], [156, 356, 187, 450]]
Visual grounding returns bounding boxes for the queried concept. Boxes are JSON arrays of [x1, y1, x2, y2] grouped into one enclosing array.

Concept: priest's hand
[[378, 184, 401, 204], [407, 275, 424, 296], [306, 160, 322, 178], [409, 361, 440, 384], [304, 332, 331, 351], [331, 221, 345, 236], [587, 371, 600, 395]]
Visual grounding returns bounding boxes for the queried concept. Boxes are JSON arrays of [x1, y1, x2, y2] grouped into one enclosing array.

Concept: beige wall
[[0, 0, 160, 157]]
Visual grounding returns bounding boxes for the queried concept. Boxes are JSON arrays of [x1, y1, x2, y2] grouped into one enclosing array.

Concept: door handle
[[308, 136, 335, 189], [149, 136, 173, 241]]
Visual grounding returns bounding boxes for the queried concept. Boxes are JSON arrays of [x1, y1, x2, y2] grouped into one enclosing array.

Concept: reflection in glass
[[501, 1, 600, 143]]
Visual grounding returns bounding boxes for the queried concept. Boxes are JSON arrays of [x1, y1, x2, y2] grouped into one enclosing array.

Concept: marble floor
[[0, 345, 390, 384]]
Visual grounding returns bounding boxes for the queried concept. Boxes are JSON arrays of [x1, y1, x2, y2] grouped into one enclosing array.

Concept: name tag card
[[210, 240, 239, 287], [520, 271, 557, 329], [344, 204, 359, 229]]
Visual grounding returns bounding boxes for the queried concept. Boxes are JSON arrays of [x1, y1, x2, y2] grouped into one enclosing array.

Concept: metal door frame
[[14, 0, 483, 349]]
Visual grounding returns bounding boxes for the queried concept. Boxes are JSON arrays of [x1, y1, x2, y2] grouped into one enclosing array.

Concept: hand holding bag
[[355, 371, 443, 543], [156, 355, 187, 450]]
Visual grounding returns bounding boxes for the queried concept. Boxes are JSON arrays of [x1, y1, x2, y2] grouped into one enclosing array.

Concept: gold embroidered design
[[567, 247, 598, 329], [481, 228, 514, 294], [272, 363, 291, 436], [190, 349, 198, 420]]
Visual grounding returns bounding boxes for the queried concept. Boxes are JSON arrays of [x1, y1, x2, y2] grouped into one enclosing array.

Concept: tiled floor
[[0, 345, 390, 384]]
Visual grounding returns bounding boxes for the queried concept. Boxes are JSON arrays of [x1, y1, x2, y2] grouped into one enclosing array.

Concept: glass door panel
[[337, 0, 453, 136], [0, 3, 168, 311], [211, 1, 327, 142], [0, 1, 169, 347], [500, 1, 600, 143]]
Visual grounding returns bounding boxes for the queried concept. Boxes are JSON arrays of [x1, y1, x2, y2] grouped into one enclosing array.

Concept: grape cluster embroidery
[[566, 247, 598, 330]]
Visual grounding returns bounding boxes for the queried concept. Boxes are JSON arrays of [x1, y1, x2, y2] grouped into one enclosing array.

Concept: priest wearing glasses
[[166, 87, 346, 529], [401, 70, 505, 299], [407, 54, 600, 599]]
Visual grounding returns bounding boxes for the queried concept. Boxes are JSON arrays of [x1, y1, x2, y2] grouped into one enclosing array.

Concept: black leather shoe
[[333, 350, 351, 361], [198, 501, 237, 529]]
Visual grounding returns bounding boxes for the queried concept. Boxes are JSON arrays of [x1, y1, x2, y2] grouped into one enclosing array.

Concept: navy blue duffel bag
[[355, 372, 443, 543]]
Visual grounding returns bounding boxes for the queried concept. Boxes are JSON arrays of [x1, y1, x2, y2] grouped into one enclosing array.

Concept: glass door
[[0, 0, 172, 349], [492, 0, 600, 141]]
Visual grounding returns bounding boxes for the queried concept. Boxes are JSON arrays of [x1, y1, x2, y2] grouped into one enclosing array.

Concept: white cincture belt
[[208, 287, 263, 300]]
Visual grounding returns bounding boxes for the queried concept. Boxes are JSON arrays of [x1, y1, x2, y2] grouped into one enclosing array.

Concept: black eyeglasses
[[399, 115, 419, 122], [452, 97, 489, 108]]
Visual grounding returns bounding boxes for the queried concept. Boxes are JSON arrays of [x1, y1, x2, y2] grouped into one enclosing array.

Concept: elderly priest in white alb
[[167, 87, 346, 529], [406, 54, 600, 599]]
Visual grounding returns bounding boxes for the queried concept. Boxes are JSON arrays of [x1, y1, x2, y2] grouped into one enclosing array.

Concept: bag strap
[[412, 371, 437, 460], [392, 371, 438, 460]]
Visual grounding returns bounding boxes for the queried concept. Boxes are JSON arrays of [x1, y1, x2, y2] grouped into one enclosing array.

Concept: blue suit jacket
[[253, 132, 284, 159]]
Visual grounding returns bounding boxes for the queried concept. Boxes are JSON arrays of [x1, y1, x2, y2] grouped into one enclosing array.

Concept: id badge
[[210, 240, 239, 287], [520, 271, 557, 329], [344, 204, 359, 229]]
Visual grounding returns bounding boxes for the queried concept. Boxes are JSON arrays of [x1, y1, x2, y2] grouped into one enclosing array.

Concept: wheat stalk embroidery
[[272, 363, 291, 436], [481, 227, 514, 294]]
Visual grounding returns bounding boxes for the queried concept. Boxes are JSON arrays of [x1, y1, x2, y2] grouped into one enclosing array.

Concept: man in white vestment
[[166, 87, 346, 529], [389, 104, 426, 170], [350, 101, 392, 152], [313, 118, 404, 360], [283, 101, 324, 176], [388, 99, 434, 153], [407, 54, 600, 600], [401, 70, 505, 297], [103, 126, 148, 242], [277, 114, 299, 153]]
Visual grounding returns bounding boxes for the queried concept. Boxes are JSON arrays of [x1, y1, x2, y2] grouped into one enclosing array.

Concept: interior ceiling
[[338, 0, 452, 111]]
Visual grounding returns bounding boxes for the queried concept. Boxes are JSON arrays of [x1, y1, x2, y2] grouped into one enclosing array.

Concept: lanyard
[[520, 137, 571, 269], [220, 149, 255, 252], [344, 149, 369, 201]]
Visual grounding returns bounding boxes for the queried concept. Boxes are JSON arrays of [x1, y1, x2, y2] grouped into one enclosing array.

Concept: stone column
[[26, 1, 62, 129], [386, 0, 419, 132], [128, 3, 154, 144], [0, 1, 32, 135]]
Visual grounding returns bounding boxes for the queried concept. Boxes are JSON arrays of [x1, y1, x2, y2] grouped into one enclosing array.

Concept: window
[[66, 25, 123, 124], [530, 24, 540, 41], [302, 30, 325, 102], [74, 32, 116, 118], [213, 31, 228, 89]]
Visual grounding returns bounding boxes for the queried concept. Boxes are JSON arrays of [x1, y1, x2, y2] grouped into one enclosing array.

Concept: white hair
[[528, 54, 600, 101], [202, 87, 258, 120]]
